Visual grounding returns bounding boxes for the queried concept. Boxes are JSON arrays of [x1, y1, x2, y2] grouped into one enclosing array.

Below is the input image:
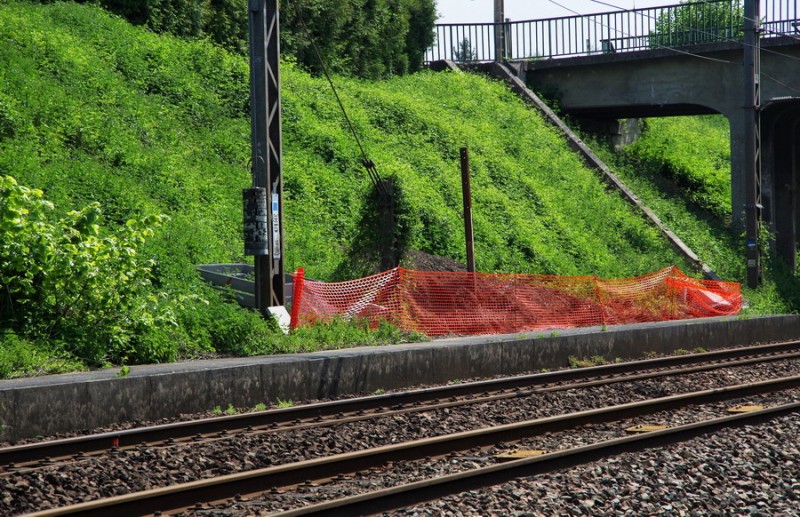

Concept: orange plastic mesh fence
[[290, 266, 742, 336]]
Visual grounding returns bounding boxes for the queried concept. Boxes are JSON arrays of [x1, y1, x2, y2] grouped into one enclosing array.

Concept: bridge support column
[[728, 114, 748, 232], [575, 117, 642, 151], [772, 125, 797, 269], [762, 104, 800, 270]]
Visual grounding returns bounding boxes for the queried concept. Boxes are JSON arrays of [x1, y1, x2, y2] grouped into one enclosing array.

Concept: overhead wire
[[762, 71, 800, 95], [292, 2, 388, 198], [585, 0, 800, 64], [544, 0, 735, 63], [687, 0, 800, 59], [586, 0, 800, 93]]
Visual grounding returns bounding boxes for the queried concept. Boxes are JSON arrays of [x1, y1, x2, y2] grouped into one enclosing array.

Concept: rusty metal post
[[248, 0, 285, 310], [494, 0, 505, 62], [743, 0, 762, 288], [379, 179, 397, 272], [460, 147, 476, 273]]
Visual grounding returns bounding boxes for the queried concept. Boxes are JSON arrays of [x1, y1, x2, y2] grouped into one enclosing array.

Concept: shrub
[[0, 175, 178, 365], [176, 288, 279, 357]]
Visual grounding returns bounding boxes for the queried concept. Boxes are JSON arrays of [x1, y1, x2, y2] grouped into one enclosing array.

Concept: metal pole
[[248, 0, 285, 310], [743, 0, 762, 288], [494, 0, 505, 62], [460, 147, 476, 273]]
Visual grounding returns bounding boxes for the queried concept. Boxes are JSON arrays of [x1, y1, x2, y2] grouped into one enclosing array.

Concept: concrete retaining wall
[[1, 315, 798, 442]]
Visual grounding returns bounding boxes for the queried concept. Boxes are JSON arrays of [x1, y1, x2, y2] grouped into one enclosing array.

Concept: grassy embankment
[[1, 1, 763, 378], [591, 115, 800, 313]]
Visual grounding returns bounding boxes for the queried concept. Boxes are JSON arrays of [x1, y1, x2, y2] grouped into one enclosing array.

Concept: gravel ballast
[[4, 357, 800, 515]]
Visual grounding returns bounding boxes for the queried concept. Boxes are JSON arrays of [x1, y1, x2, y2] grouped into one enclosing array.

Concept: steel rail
[[277, 400, 800, 516], [5, 347, 799, 481], [9, 346, 800, 478], [25, 374, 800, 517], [3, 339, 800, 468]]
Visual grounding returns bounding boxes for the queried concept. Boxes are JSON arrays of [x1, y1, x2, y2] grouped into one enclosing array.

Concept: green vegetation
[[568, 355, 610, 368], [276, 399, 294, 408], [2, 1, 786, 379], [591, 114, 800, 314], [651, 0, 743, 47], [587, 117, 741, 277], [291, 71, 690, 279], [29, 0, 437, 78], [624, 117, 732, 219], [211, 403, 238, 415], [0, 1, 428, 377]]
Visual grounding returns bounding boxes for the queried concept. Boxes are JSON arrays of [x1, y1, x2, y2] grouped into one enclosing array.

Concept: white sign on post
[[272, 193, 281, 259]]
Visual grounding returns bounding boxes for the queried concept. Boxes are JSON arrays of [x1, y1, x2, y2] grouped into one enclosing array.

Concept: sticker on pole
[[272, 193, 281, 259]]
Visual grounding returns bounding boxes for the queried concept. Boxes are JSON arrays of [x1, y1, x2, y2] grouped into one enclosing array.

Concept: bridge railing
[[426, 0, 799, 63]]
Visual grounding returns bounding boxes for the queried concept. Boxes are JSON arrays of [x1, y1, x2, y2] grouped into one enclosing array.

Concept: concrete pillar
[[762, 105, 800, 269], [574, 117, 642, 151], [727, 112, 747, 231]]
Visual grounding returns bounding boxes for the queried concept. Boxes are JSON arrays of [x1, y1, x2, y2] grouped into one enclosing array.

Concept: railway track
[[24, 375, 800, 516], [4, 339, 800, 472], [275, 402, 800, 516], [10, 341, 800, 516]]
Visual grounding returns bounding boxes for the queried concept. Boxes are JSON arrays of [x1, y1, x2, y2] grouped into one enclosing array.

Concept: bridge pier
[[762, 102, 800, 269], [574, 117, 643, 151], [727, 113, 748, 232]]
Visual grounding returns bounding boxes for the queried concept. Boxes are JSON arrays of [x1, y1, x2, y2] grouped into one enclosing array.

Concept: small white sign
[[271, 193, 281, 259]]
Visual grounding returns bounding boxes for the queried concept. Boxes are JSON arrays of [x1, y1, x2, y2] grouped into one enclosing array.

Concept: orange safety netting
[[289, 266, 742, 336]]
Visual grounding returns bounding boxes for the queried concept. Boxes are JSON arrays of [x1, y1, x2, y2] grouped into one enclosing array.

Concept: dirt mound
[[402, 250, 468, 272]]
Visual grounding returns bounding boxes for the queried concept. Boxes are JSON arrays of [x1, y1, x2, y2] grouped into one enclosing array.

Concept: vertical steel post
[[494, 0, 505, 62], [248, 0, 285, 310], [743, 0, 762, 288], [460, 147, 476, 273]]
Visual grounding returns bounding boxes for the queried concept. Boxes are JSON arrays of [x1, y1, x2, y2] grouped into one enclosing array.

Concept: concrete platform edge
[[1, 315, 798, 441]]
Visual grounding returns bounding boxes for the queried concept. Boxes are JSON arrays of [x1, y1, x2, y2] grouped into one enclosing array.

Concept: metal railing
[[426, 0, 799, 63]]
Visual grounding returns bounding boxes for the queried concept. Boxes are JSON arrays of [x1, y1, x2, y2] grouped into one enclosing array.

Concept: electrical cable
[[585, 0, 800, 95], [586, 0, 800, 63], [588, 0, 626, 10], [292, 2, 388, 198], [667, 0, 800, 61], [545, 0, 735, 63], [762, 71, 800, 96]]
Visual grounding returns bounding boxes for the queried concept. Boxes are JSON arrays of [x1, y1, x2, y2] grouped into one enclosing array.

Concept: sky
[[436, 0, 670, 24]]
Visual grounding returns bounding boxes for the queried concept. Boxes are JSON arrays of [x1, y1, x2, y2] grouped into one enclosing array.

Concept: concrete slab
[[0, 389, 14, 442], [1, 315, 799, 441], [85, 376, 151, 430], [13, 382, 86, 440]]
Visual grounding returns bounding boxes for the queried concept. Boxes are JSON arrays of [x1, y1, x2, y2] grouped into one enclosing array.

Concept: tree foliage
[[651, 0, 743, 47], [452, 38, 477, 62], [40, 0, 437, 78]]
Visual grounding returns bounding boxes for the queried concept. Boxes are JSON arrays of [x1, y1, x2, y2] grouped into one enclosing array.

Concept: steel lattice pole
[[248, 0, 285, 310]]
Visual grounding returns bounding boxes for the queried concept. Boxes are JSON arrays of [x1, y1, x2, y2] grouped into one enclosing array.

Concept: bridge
[[427, 1, 800, 279]]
